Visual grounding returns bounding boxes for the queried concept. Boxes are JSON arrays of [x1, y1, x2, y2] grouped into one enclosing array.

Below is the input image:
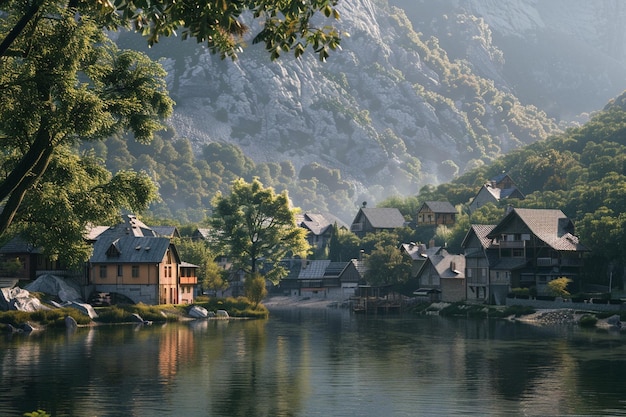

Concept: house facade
[[462, 208, 588, 304], [280, 259, 365, 300], [416, 201, 457, 226], [415, 251, 465, 302]]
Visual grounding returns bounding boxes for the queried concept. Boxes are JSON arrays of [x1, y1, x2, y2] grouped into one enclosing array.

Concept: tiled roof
[[324, 262, 349, 277], [298, 260, 331, 279], [360, 208, 406, 229], [298, 212, 348, 236], [428, 253, 465, 279], [490, 208, 588, 252], [422, 201, 457, 213], [152, 226, 179, 238], [90, 236, 172, 264], [0, 236, 41, 254]]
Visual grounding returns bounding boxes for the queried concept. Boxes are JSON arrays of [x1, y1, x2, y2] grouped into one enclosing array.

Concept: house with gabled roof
[[350, 206, 406, 238], [469, 173, 525, 213], [297, 212, 349, 252], [89, 235, 197, 305], [461, 207, 589, 303], [416, 201, 457, 226], [414, 251, 465, 302], [400, 241, 444, 279]]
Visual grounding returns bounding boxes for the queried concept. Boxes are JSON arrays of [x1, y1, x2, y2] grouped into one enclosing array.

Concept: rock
[[65, 315, 78, 330], [606, 315, 622, 328], [188, 305, 208, 318], [20, 322, 37, 332], [65, 301, 99, 319], [130, 313, 144, 323], [25, 274, 82, 302], [216, 309, 229, 318]]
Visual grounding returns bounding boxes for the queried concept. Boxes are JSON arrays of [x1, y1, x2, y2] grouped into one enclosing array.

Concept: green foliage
[[193, 296, 269, 318], [364, 243, 412, 286], [578, 314, 598, 328], [244, 273, 268, 308], [547, 277, 572, 298], [211, 178, 309, 283], [0, 307, 91, 328], [23, 410, 50, 417]]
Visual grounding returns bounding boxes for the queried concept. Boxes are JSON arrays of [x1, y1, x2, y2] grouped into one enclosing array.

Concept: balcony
[[497, 240, 525, 249], [179, 276, 198, 285], [536, 258, 558, 267]]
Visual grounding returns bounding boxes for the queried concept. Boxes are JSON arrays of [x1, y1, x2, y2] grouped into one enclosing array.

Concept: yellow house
[[89, 236, 197, 305]]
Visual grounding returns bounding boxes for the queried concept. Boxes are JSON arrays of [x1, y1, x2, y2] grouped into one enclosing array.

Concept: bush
[[502, 305, 536, 317], [192, 296, 269, 318], [578, 314, 598, 327], [0, 307, 91, 328]]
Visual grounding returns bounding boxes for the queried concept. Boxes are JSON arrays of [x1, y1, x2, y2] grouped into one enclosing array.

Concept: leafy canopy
[[211, 178, 309, 283]]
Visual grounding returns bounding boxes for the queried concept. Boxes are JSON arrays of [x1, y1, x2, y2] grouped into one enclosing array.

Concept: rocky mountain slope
[[114, 0, 625, 213]]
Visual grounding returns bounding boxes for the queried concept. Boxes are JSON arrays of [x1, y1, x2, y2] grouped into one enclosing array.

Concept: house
[[415, 251, 466, 302], [89, 235, 197, 305], [416, 201, 457, 226], [0, 235, 73, 282], [469, 173, 525, 213], [461, 208, 588, 304], [400, 241, 444, 279], [297, 212, 348, 252], [350, 206, 406, 238], [152, 226, 181, 238], [279, 258, 365, 300]]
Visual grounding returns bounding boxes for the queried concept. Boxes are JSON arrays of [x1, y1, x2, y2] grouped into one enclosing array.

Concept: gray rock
[[130, 313, 144, 323], [188, 305, 208, 318], [65, 315, 78, 330]]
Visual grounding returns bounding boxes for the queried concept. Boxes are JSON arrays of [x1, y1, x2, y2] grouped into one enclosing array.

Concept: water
[[1, 308, 626, 417]]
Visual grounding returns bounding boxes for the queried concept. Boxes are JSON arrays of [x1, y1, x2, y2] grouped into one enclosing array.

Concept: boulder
[[216, 309, 229, 318], [65, 301, 98, 319], [130, 313, 144, 323], [65, 315, 78, 330], [0, 287, 44, 312], [25, 274, 82, 302], [188, 305, 208, 318]]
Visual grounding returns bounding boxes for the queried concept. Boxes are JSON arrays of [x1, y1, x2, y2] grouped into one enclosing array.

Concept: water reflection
[[1, 311, 626, 416]]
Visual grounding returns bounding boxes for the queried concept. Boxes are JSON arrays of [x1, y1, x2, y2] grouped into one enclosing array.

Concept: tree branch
[[0, 1, 41, 58]]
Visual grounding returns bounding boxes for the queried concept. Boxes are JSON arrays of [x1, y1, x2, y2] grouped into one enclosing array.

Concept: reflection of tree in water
[[210, 318, 307, 417]]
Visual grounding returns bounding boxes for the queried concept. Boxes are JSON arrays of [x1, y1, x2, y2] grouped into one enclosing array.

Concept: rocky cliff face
[[393, 0, 626, 120], [116, 0, 625, 208]]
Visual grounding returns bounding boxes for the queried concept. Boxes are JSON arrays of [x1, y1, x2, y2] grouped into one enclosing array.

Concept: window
[[99, 265, 107, 278], [132, 265, 139, 278], [117, 264, 123, 277]]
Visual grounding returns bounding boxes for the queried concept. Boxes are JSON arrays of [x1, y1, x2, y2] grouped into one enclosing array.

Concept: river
[[1, 307, 625, 416]]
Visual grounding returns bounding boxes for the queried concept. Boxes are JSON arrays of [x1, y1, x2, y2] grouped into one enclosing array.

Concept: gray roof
[[298, 260, 331, 279], [489, 208, 588, 252], [0, 236, 41, 254], [298, 212, 348, 235], [90, 236, 174, 264], [461, 224, 496, 250], [429, 253, 466, 279], [421, 201, 457, 214], [357, 208, 406, 229], [151, 226, 180, 238]]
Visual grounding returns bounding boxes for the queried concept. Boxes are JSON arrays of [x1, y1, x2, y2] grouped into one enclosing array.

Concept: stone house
[[414, 251, 466, 302]]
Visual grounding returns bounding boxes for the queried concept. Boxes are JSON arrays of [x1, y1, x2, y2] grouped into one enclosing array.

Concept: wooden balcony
[[179, 276, 198, 285]]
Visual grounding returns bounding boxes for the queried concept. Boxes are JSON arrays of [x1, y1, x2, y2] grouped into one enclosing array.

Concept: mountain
[[391, 0, 626, 121], [111, 0, 626, 222]]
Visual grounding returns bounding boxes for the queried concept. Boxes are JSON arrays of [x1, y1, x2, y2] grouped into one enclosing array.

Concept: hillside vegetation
[[412, 91, 626, 285]]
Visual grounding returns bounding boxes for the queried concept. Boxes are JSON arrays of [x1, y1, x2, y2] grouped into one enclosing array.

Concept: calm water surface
[[1, 307, 626, 417]]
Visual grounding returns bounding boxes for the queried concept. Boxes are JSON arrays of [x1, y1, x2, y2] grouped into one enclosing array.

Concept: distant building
[[416, 201, 457, 226], [297, 212, 348, 252], [469, 173, 525, 213], [350, 206, 406, 238]]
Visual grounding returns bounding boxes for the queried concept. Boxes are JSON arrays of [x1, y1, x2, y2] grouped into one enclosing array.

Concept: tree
[[0, 10, 166, 264], [547, 277, 572, 298], [245, 272, 268, 308], [174, 238, 228, 294], [0, 0, 341, 61], [0, 0, 340, 262], [211, 178, 309, 283], [364, 243, 412, 286]]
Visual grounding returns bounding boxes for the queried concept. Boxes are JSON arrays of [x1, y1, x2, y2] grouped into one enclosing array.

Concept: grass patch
[[0, 307, 91, 329], [192, 296, 269, 319], [94, 303, 181, 324]]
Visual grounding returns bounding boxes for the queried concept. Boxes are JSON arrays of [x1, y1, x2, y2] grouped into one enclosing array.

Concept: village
[[2, 173, 618, 316]]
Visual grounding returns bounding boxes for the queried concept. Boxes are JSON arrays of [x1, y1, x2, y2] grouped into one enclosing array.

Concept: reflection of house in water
[[158, 325, 195, 381]]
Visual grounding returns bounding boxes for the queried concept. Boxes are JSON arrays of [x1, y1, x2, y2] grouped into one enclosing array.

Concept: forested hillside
[[412, 91, 626, 285], [101, 0, 565, 224]]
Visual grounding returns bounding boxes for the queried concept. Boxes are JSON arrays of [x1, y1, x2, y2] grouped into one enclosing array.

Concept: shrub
[[578, 314, 598, 327]]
